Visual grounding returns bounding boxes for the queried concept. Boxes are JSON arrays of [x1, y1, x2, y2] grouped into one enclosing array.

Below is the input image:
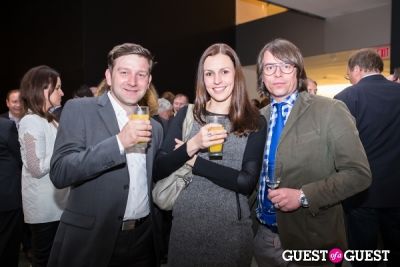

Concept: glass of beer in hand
[[206, 115, 226, 160], [129, 106, 150, 150]]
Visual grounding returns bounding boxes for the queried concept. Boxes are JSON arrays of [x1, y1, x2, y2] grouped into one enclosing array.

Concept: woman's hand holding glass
[[186, 123, 227, 158]]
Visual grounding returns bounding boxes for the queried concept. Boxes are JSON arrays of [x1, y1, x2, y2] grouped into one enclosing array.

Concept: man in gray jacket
[[48, 43, 163, 267]]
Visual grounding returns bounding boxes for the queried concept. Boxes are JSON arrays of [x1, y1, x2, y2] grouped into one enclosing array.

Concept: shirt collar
[[8, 112, 21, 123], [107, 91, 128, 117], [361, 73, 381, 79], [271, 91, 298, 107]]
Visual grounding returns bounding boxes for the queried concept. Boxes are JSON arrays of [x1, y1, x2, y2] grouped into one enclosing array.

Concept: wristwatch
[[299, 189, 309, 208]]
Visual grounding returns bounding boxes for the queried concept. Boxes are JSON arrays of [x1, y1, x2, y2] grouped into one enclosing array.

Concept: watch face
[[301, 195, 309, 207]]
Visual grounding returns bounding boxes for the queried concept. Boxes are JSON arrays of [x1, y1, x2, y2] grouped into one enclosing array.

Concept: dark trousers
[[22, 222, 32, 258], [160, 210, 172, 257], [29, 221, 59, 267], [108, 217, 156, 267], [0, 209, 23, 267], [345, 207, 400, 267]]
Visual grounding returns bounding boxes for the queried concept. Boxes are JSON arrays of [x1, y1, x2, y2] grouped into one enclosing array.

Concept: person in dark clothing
[[0, 118, 23, 267], [335, 48, 400, 267]]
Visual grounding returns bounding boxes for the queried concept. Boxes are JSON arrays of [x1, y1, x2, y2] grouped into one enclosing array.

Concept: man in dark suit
[[1, 89, 32, 262], [335, 49, 400, 267], [0, 118, 23, 267], [48, 43, 163, 267], [1, 89, 23, 127]]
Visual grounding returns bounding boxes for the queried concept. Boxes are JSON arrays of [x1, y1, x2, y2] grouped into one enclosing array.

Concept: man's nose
[[274, 66, 283, 76], [127, 74, 137, 86]]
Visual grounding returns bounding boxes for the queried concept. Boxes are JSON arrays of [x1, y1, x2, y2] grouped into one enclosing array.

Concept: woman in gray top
[[154, 43, 266, 267]]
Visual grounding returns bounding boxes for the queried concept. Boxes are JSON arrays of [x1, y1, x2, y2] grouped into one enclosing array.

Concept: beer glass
[[206, 115, 225, 159], [129, 106, 150, 150]]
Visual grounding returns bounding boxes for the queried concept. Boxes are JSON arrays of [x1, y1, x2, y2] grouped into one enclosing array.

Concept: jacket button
[[123, 185, 129, 190], [118, 216, 123, 221]]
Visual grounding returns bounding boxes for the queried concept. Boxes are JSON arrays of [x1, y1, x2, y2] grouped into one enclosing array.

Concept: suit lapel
[[261, 92, 312, 144], [146, 122, 154, 179], [146, 119, 159, 193], [97, 94, 120, 136]]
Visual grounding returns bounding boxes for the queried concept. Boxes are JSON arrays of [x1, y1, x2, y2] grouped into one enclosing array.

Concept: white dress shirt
[[8, 112, 21, 129], [108, 92, 149, 220]]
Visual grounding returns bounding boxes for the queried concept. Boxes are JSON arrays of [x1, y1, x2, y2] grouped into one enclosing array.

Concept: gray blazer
[[260, 91, 371, 251], [48, 93, 163, 267]]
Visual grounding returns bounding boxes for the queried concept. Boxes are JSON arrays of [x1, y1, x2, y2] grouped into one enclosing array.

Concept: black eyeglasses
[[263, 63, 295, 76]]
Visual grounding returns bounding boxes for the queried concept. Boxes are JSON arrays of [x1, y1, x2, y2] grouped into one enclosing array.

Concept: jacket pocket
[[61, 209, 95, 229], [296, 129, 320, 145]]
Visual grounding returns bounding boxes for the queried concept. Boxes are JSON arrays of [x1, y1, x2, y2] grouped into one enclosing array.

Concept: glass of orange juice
[[206, 115, 226, 159], [129, 106, 150, 150]]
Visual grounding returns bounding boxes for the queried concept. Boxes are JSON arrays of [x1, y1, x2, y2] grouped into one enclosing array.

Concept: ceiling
[[239, 1, 393, 98], [264, 0, 391, 18]]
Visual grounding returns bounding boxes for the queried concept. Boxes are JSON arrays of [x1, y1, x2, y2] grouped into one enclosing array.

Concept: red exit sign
[[375, 46, 390, 59]]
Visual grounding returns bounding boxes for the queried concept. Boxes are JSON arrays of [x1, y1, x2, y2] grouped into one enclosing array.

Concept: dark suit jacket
[[0, 112, 10, 120], [51, 106, 63, 121], [48, 94, 163, 267], [0, 118, 22, 211], [335, 74, 400, 208], [260, 92, 371, 251], [152, 115, 170, 137]]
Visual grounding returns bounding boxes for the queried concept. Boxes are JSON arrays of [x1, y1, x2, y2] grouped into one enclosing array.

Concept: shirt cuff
[[116, 135, 125, 155]]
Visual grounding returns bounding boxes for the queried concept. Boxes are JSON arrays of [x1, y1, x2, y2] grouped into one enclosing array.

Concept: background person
[[387, 67, 400, 83], [73, 84, 95, 98], [161, 91, 175, 105], [1, 88, 32, 262], [19, 65, 68, 267], [172, 93, 189, 115], [0, 118, 23, 267], [306, 78, 318, 95], [334, 49, 400, 267], [1, 89, 23, 127], [153, 98, 173, 134]]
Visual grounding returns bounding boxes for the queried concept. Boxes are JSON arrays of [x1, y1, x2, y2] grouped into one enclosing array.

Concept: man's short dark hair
[[348, 49, 383, 73], [107, 43, 154, 72]]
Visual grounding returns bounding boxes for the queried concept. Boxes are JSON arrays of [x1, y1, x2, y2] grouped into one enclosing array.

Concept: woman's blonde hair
[[138, 83, 159, 116]]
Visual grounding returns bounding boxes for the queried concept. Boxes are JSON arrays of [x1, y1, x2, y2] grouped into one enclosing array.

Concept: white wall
[[243, 65, 260, 100]]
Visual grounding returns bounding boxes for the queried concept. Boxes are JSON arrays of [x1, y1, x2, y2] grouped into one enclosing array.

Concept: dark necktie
[[267, 102, 285, 179]]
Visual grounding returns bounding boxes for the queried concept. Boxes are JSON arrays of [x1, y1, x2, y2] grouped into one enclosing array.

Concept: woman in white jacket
[[19, 65, 69, 267]]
